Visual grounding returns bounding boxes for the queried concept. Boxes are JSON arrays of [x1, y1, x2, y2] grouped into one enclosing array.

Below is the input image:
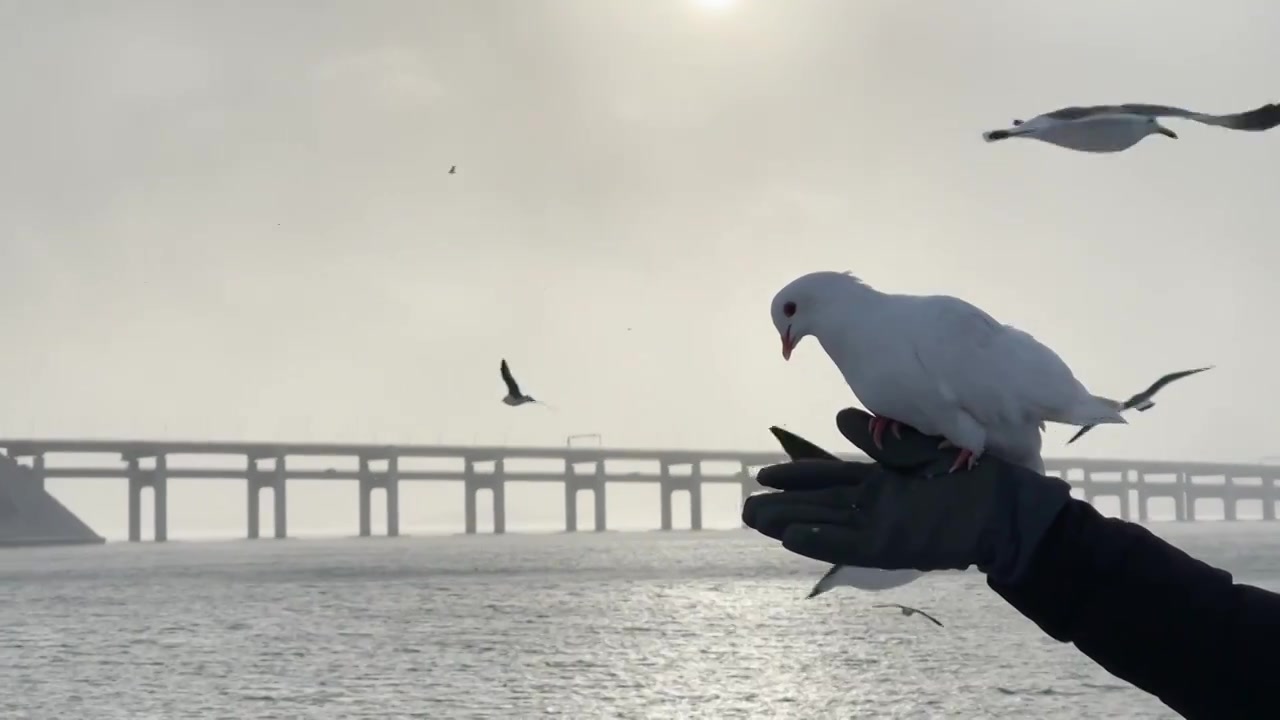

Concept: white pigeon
[[981, 101, 1280, 154], [770, 271, 1126, 475]]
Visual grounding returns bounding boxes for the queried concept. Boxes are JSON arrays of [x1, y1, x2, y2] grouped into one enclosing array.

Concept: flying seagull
[[767, 425, 925, 598], [448, 165, 456, 174], [873, 603, 943, 627], [499, 359, 547, 408], [1068, 366, 1213, 444], [982, 101, 1280, 153]]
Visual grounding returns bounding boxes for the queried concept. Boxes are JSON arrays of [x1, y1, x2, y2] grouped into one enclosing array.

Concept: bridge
[[2, 438, 1278, 542]]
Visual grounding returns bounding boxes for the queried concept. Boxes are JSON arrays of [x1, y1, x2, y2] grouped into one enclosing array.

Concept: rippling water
[[2, 524, 1278, 719]]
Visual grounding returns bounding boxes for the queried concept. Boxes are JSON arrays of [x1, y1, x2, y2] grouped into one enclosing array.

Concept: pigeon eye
[[783, 301, 797, 318]]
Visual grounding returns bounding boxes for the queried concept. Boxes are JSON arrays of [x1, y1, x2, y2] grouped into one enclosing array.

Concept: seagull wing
[[500, 359, 522, 396], [1039, 105, 1116, 122], [871, 604, 904, 609], [1136, 366, 1213, 401], [914, 608, 944, 627], [1037, 102, 1280, 132], [1116, 103, 1280, 131], [1070, 365, 1212, 445], [1066, 424, 1093, 445]]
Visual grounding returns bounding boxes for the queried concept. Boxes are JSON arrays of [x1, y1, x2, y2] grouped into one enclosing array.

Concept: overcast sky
[[4, 0, 1279, 537]]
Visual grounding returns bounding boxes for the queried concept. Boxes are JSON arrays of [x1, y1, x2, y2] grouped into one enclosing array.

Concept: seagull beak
[[1159, 127, 1178, 139], [781, 326, 795, 361]]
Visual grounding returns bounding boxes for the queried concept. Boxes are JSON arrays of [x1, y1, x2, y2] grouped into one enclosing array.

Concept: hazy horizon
[[5, 0, 1280, 536]]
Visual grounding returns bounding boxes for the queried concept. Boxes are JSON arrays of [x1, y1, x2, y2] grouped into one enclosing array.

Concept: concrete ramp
[[0, 455, 105, 547]]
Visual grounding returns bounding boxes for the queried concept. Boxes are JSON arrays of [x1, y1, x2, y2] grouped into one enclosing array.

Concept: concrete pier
[[1, 438, 1277, 542], [245, 454, 288, 540]]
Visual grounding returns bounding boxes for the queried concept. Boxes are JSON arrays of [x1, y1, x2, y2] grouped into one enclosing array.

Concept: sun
[[693, 0, 738, 13]]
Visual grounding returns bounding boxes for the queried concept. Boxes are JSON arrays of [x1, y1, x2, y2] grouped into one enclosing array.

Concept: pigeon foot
[[946, 448, 980, 473], [867, 416, 905, 450]]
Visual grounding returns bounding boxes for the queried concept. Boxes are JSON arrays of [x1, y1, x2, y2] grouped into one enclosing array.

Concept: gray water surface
[[3, 524, 1277, 719]]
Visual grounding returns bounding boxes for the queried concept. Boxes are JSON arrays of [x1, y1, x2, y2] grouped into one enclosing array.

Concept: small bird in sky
[[873, 603, 943, 627], [448, 165, 456, 174], [1067, 366, 1213, 444], [500, 359, 550, 408]]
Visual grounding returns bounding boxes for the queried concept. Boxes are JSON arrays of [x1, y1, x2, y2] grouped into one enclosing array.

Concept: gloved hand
[[742, 408, 1073, 584]]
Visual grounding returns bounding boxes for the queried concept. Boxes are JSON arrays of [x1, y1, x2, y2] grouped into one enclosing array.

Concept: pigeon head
[[770, 271, 869, 361], [1148, 117, 1177, 139]]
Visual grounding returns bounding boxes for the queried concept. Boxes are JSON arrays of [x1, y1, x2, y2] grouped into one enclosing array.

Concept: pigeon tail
[[1063, 394, 1128, 426]]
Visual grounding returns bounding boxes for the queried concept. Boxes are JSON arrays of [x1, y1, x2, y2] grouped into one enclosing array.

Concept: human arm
[[988, 497, 1280, 720], [744, 408, 1280, 720]]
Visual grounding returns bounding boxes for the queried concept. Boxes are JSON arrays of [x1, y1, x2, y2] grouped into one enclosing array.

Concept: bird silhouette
[[499, 359, 553, 409], [873, 603, 943, 627], [448, 165, 456, 174], [1068, 366, 1213, 444]]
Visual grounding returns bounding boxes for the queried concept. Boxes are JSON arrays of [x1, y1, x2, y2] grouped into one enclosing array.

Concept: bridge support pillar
[[358, 456, 401, 538], [1265, 493, 1276, 521], [272, 458, 288, 539], [153, 457, 168, 543], [386, 457, 400, 538], [1175, 474, 1188, 521], [128, 463, 142, 542], [359, 457, 373, 538], [465, 480, 477, 534], [594, 481, 607, 532], [689, 466, 703, 531], [247, 478, 260, 539], [658, 477, 700, 531], [464, 459, 505, 534], [564, 461, 605, 532], [563, 480, 605, 532], [126, 455, 167, 542], [564, 483, 578, 532], [660, 483, 674, 531], [493, 481, 506, 534]]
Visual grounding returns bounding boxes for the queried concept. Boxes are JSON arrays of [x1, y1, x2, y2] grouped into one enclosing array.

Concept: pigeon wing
[[500, 359, 522, 396], [906, 297, 1082, 431]]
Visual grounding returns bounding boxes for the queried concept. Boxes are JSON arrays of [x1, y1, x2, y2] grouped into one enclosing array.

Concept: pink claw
[[947, 448, 980, 474], [867, 415, 904, 450]]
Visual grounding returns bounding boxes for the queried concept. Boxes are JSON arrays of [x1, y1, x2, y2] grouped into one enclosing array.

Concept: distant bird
[[770, 271, 1123, 475], [982, 101, 1280, 153], [873, 603, 943, 627], [448, 165, 456, 174], [768, 426, 925, 598], [500, 359, 554, 409], [1068, 366, 1213, 445]]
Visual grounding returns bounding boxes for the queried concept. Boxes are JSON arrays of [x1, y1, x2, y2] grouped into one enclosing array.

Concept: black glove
[[742, 408, 1073, 584]]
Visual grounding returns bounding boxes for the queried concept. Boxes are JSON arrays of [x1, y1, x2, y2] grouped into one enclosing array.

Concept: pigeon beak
[[1159, 127, 1178, 139], [781, 326, 795, 361]]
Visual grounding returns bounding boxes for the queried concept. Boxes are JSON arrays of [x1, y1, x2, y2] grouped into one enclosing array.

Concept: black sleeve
[[988, 499, 1280, 720]]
